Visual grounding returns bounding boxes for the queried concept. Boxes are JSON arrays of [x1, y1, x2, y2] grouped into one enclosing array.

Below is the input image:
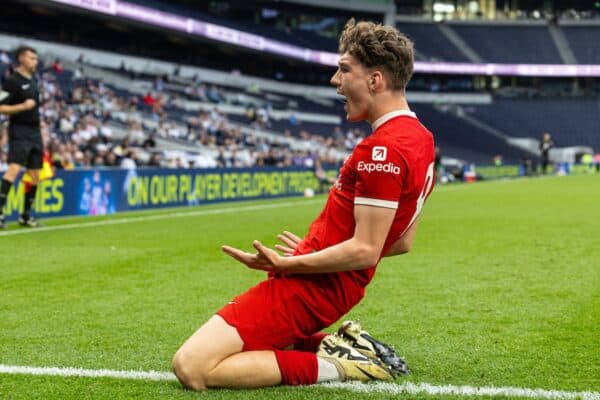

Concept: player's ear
[[370, 71, 384, 91]]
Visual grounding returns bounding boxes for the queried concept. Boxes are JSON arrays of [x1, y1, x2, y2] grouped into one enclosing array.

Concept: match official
[[0, 45, 42, 228]]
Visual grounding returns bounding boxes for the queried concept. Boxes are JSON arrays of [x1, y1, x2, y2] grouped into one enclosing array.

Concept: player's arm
[[0, 99, 36, 115], [222, 204, 395, 273], [0, 99, 35, 115], [383, 217, 420, 257], [273, 216, 419, 258], [0, 83, 35, 115]]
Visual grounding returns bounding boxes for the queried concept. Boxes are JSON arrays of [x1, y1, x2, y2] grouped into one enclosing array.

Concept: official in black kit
[[0, 45, 43, 228]]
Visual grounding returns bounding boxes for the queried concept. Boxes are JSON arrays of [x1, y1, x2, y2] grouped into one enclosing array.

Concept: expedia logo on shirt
[[372, 146, 387, 161], [357, 161, 401, 175]]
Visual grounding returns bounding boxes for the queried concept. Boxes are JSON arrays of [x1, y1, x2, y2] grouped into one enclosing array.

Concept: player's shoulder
[[2, 74, 19, 88], [369, 119, 431, 149], [383, 116, 434, 147]]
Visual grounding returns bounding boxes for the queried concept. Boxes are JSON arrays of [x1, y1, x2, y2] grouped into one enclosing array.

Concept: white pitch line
[[0, 364, 175, 381], [0, 198, 322, 237], [0, 364, 598, 400], [323, 381, 600, 400]]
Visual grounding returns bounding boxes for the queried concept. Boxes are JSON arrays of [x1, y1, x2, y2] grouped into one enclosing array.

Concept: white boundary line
[[324, 381, 600, 400], [0, 364, 598, 399], [0, 364, 175, 381], [0, 199, 322, 237]]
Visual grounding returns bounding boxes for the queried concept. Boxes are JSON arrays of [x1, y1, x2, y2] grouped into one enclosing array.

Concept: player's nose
[[330, 70, 341, 87]]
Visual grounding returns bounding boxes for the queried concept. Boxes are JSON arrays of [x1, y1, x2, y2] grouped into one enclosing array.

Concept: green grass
[[1, 175, 599, 399]]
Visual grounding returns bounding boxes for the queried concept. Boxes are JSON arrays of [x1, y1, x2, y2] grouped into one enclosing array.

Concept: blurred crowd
[[1, 50, 364, 172]]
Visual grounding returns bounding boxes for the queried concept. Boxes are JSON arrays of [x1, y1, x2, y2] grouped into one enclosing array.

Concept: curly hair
[[338, 18, 414, 91]]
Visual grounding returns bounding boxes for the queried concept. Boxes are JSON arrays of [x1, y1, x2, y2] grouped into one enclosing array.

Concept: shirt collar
[[371, 109, 416, 131]]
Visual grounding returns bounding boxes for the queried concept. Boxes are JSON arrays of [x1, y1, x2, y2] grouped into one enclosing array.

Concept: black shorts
[[8, 125, 43, 169]]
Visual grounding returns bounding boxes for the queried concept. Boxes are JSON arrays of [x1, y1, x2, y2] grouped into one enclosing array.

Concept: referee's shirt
[[0, 70, 40, 139]]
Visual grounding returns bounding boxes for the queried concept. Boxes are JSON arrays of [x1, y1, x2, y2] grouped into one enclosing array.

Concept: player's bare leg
[[172, 315, 281, 390], [2, 163, 21, 182], [172, 315, 395, 390]]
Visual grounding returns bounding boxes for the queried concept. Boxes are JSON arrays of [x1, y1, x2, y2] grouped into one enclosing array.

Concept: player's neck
[[16, 66, 32, 79], [368, 92, 410, 124]]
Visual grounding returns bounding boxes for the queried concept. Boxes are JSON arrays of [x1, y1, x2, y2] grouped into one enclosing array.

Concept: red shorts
[[217, 274, 364, 351]]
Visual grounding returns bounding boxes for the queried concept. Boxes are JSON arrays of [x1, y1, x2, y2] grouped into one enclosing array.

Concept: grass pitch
[[0, 175, 598, 399]]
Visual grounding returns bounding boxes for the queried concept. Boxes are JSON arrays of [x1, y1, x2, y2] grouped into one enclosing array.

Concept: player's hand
[[222, 240, 283, 272], [274, 231, 302, 256], [21, 99, 36, 110]]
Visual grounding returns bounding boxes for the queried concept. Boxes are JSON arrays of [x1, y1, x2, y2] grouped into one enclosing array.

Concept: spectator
[[120, 150, 137, 170], [148, 152, 162, 167], [215, 147, 227, 168], [73, 151, 87, 168], [539, 132, 554, 174], [118, 60, 127, 73], [52, 58, 64, 74], [73, 66, 84, 80], [143, 92, 156, 107], [0, 50, 11, 64], [263, 148, 279, 166], [154, 75, 165, 92], [104, 152, 118, 167], [143, 133, 157, 149]]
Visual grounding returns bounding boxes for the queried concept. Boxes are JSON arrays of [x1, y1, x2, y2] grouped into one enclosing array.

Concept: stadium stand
[[467, 98, 600, 150], [411, 103, 524, 164], [449, 23, 563, 64], [396, 22, 470, 62], [125, 0, 340, 52], [561, 25, 600, 64], [1, 41, 355, 172]]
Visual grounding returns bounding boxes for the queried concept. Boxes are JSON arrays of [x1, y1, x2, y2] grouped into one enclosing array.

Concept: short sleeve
[[353, 138, 407, 209], [0, 79, 15, 105]]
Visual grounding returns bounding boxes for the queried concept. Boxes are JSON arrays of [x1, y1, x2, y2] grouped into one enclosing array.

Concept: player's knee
[[399, 245, 411, 254], [172, 350, 208, 391], [4, 166, 19, 181]]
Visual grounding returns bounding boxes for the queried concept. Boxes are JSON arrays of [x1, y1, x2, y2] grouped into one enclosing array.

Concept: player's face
[[331, 53, 372, 122], [19, 50, 38, 74]]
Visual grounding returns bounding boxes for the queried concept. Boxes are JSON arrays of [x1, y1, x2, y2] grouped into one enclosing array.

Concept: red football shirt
[[292, 110, 435, 308], [218, 110, 436, 346]]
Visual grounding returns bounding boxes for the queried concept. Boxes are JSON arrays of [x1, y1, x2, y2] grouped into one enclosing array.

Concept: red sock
[[274, 350, 318, 385], [292, 332, 329, 352]]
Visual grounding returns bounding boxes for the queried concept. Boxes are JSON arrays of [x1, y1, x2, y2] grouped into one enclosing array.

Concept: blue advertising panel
[[2, 167, 323, 220]]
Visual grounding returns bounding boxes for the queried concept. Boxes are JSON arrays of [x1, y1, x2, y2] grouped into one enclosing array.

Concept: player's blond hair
[[338, 18, 414, 91]]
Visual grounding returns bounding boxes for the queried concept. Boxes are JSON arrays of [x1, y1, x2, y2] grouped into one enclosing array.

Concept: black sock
[[0, 178, 13, 216], [22, 185, 38, 220]]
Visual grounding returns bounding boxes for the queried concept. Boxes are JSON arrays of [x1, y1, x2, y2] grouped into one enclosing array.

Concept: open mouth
[[336, 93, 348, 109]]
